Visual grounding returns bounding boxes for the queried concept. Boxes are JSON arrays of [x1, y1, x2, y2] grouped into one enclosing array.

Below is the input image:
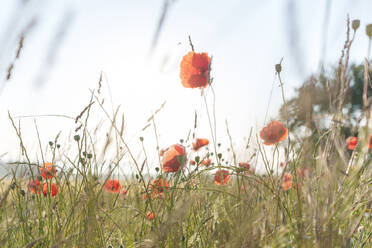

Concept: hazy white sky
[[0, 0, 371, 173]]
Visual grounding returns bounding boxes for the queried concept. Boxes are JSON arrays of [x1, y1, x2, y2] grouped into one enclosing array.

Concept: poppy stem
[[188, 35, 194, 52], [202, 92, 220, 167]]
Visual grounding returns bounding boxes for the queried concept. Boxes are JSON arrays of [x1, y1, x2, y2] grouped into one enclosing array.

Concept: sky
[[0, 0, 371, 174]]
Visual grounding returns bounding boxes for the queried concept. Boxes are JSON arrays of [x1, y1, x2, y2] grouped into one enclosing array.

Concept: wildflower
[[104, 179, 122, 193], [214, 170, 230, 185], [280, 162, 286, 168], [143, 178, 170, 199], [192, 138, 209, 151], [189, 160, 196, 165], [180, 51, 211, 89], [162, 144, 186, 173], [146, 211, 155, 220], [346, 134, 372, 150], [260, 121, 288, 145], [282, 173, 292, 191], [27, 179, 40, 194], [347, 136, 358, 150], [238, 162, 253, 175], [149, 178, 169, 194], [40, 162, 56, 180], [200, 158, 211, 167], [42, 182, 58, 197]]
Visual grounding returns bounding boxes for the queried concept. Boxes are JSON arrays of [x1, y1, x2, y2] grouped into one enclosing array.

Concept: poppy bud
[[87, 153, 92, 159], [56, 144, 60, 148], [195, 156, 200, 164], [139, 137, 144, 142], [275, 63, 282, 73], [74, 135, 80, 142], [366, 24, 372, 38], [48, 141, 53, 146], [352, 19, 360, 31]]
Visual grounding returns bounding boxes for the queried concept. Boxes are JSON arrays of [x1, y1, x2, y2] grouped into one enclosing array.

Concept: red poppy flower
[[283, 173, 292, 182], [369, 133, 372, 149], [42, 182, 58, 197], [143, 178, 170, 200], [260, 121, 288, 146], [28, 179, 40, 194], [189, 160, 196, 165], [146, 211, 155, 220], [162, 144, 186, 173], [282, 180, 292, 191], [180, 51, 211, 89], [192, 138, 209, 151], [149, 178, 169, 194], [214, 170, 230, 185], [104, 179, 122, 193], [347, 136, 358, 150], [200, 158, 211, 167], [282, 173, 292, 191], [40, 162, 56, 180], [239, 162, 254, 175]]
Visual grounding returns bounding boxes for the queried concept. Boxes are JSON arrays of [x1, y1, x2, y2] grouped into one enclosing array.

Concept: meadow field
[[0, 2, 372, 248]]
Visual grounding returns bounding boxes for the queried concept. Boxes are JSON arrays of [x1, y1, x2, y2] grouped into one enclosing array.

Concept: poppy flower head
[[347, 136, 358, 150], [104, 179, 122, 193], [282, 173, 292, 191], [161, 144, 186, 173], [192, 138, 209, 151], [149, 178, 169, 194], [214, 170, 230, 185], [369, 133, 372, 149], [283, 173, 292, 182], [28, 179, 40, 194], [239, 162, 253, 175], [282, 180, 292, 191], [200, 158, 211, 167], [180, 51, 211, 89], [260, 121, 288, 146], [42, 182, 58, 197], [189, 160, 196, 165], [40, 162, 56, 180], [143, 178, 170, 200], [146, 211, 155, 220]]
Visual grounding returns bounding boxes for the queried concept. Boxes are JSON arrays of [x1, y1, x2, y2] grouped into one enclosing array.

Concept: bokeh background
[[0, 0, 371, 173]]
